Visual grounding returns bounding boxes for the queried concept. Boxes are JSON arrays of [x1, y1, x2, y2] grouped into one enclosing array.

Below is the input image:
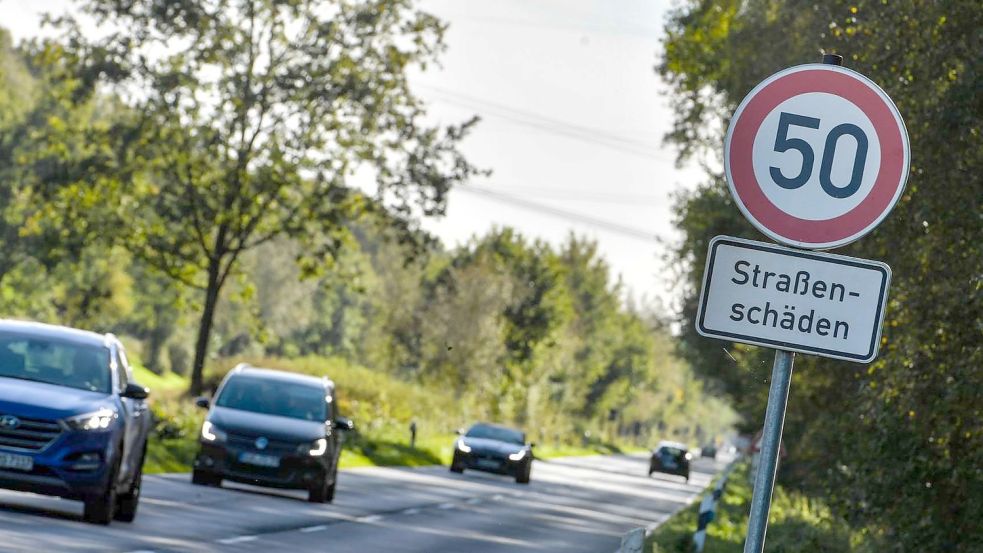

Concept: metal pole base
[[743, 350, 795, 553]]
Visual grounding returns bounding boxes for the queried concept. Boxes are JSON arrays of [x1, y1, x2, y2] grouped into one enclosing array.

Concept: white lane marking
[[438, 502, 455, 510], [402, 508, 420, 515], [465, 498, 482, 505], [299, 525, 328, 533], [142, 497, 189, 508], [492, 494, 504, 500], [217, 535, 258, 545], [358, 514, 383, 523]]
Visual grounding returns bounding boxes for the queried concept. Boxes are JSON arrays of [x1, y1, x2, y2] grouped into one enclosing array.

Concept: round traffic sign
[[724, 64, 909, 249]]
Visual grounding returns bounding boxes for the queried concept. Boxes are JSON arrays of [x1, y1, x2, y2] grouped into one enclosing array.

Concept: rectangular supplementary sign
[[696, 236, 891, 363]]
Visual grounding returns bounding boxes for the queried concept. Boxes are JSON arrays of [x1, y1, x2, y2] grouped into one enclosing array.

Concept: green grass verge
[[647, 461, 871, 553], [339, 432, 456, 469], [133, 364, 187, 395]]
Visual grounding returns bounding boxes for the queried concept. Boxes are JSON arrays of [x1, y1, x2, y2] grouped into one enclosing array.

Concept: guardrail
[[617, 527, 645, 553], [619, 460, 737, 553], [692, 463, 735, 552]]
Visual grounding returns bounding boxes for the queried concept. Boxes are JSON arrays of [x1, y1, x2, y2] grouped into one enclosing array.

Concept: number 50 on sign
[[725, 64, 910, 250]]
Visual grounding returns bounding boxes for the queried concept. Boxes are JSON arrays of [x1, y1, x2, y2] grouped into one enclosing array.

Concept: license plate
[[239, 452, 280, 468], [0, 452, 33, 472], [476, 458, 500, 469]]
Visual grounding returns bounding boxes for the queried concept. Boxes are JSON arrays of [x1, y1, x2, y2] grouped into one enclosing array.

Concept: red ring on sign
[[728, 68, 905, 245]]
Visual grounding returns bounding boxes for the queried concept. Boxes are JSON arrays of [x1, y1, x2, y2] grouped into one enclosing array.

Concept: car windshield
[[0, 335, 110, 394], [465, 424, 524, 445], [661, 447, 686, 457], [216, 376, 327, 422]]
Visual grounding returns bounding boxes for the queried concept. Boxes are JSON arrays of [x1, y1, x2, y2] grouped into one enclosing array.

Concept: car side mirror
[[455, 428, 464, 436], [194, 397, 210, 409], [530, 442, 536, 448], [122, 383, 150, 400], [334, 416, 354, 431]]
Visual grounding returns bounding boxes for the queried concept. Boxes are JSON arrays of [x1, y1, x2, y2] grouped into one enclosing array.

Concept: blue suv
[[0, 320, 152, 524]]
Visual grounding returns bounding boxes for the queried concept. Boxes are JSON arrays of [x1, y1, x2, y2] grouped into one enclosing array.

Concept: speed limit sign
[[725, 64, 909, 249]]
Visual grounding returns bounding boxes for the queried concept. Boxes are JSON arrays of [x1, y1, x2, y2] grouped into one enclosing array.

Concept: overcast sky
[[2, 0, 703, 311]]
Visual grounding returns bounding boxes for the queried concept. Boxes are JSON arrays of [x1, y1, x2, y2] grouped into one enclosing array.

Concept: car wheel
[[192, 469, 221, 487], [115, 451, 145, 522], [324, 467, 337, 503], [308, 477, 330, 503], [449, 454, 465, 474], [515, 461, 531, 484], [84, 454, 120, 525]]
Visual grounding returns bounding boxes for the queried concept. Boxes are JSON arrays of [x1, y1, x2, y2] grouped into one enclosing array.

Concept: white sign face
[[725, 64, 909, 250], [696, 236, 891, 363]]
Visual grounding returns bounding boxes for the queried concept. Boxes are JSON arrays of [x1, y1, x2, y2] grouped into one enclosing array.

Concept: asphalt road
[[0, 453, 727, 552]]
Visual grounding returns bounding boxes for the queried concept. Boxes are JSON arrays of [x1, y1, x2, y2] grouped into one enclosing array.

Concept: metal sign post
[[743, 350, 794, 553]]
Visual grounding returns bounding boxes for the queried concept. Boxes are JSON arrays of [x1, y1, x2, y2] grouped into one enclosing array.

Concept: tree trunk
[[146, 313, 167, 375], [190, 258, 222, 396]]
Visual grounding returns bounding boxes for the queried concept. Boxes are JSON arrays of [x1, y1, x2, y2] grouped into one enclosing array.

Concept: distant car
[[0, 320, 152, 524], [649, 441, 692, 482], [192, 364, 354, 503], [700, 445, 718, 459], [450, 423, 533, 484]]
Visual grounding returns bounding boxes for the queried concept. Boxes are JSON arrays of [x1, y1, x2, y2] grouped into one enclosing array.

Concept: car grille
[[227, 432, 298, 454], [472, 451, 507, 463], [0, 415, 62, 451]]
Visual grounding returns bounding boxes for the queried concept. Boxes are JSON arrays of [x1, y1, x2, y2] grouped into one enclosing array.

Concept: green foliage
[[41, 0, 479, 394], [145, 400, 203, 474], [193, 219, 736, 448], [660, 1, 982, 550], [132, 219, 737, 472], [648, 462, 868, 553]]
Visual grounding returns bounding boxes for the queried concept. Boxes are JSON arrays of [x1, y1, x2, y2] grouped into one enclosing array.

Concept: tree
[[556, 236, 623, 418], [51, 0, 478, 394], [0, 30, 128, 290]]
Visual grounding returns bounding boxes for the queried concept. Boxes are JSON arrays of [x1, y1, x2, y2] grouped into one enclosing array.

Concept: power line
[[488, 185, 669, 205], [418, 84, 677, 164], [422, 84, 661, 153], [424, 84, 659, 150], [457, 186, 657, 242], [443, 12, 662, 40]]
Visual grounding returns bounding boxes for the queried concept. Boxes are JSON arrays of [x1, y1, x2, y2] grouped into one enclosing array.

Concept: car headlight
[[308, 438, 328, 457], [65, 409, 116, 431], [456, 440, 471, 453], [509, 450, 527, 461], [685, 452, 693, 460], [201, 421, 227, 442]]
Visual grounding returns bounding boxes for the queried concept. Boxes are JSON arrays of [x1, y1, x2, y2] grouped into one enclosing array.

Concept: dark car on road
[[192, 364, 354, 503], [0, 320, 152, 524], [649, 441, 692, 482], [700, 444, 718, 459], [450, 423, 533, 484]]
